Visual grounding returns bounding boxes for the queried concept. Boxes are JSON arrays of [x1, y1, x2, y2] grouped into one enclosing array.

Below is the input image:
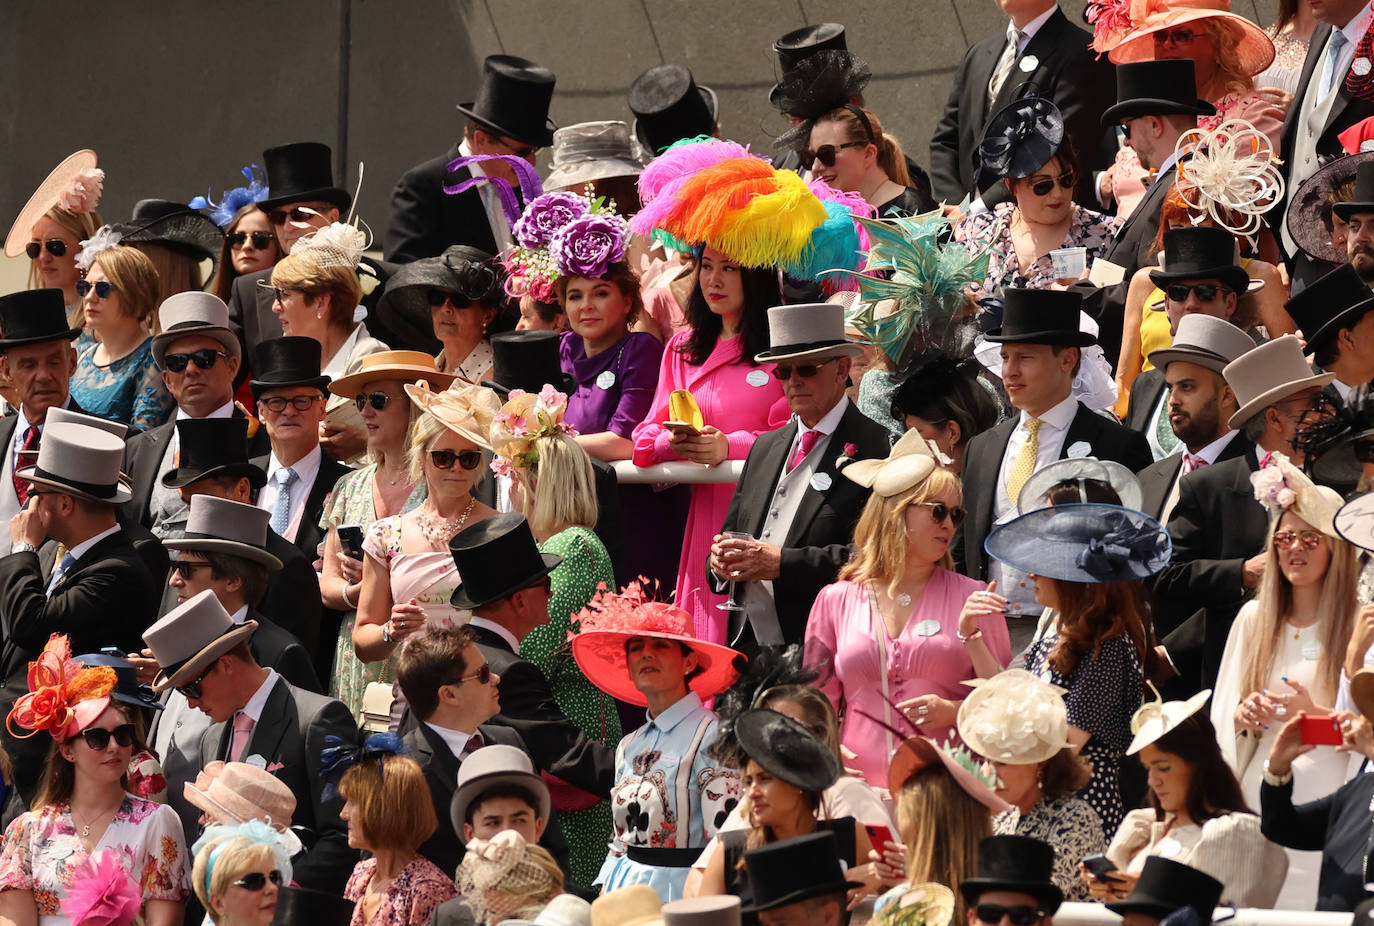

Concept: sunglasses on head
[[1273, 529, 1324, 551], [259, 394, 321, 413], [772, 357, 838, 381], [26, 239, 68, 259], [427, 289, 474, 309], [446, 663, 493, 687], [975, 904, 1045, 925], [1027, 170, 1076, 197], [430, 448, 483, 471], [176, 663, 217, 700], [170, 560, 213, 580], [799, 141, 868, 170], [233, 870, 284, 891], [1165, 282, 1231, 302], [355, 392, 393, 412], [916, 501, 966, 526], [228, 231, 275, 250], [267, 206, 322, 227], [161, 349, 229, 373], [75, 279, 115, 299], [76, 723, 136, 751]]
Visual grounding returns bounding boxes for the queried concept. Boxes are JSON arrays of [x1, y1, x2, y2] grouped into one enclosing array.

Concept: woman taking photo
[[805, 429, 1011, 787], [68, 244, 174, 433], [805, 105, 936, 217], [191, 820, 296, 926]]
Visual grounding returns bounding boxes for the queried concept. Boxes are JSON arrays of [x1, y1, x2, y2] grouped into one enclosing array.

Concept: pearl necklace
[[415, 498, 475, 545]]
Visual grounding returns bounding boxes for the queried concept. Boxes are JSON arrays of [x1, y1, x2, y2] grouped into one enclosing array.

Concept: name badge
[[596, 370, 616, 390], [1356, 57, 1373, 77], [915, 619, 942, 637], [1303, 641, 1321, 661], [1019, 54, 1039, 73], [1066, 441, 1092, 459], [1157, 837, 1182, 859], [746, 369, 770, 387], [810, 472, 832, 492]]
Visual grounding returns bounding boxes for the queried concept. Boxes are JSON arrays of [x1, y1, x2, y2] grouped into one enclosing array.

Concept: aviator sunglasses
[[429, 449, 483, 471], [233, 870, 284, 891], [228, 231, 275, 249], [1272, 530, 1324, 551], [445, 663, 493, 687], [1027, 170, 1076, 197], [772, 358, 838, 381], [161, 349, 229, 373], [25, 239, 68, 259], [75, 280, 115, 299]]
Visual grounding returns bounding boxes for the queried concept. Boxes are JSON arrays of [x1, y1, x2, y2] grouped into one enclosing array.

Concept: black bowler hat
[[1149, 226, 1253, 296], [1335, 160, 1374, 220], [984, 289, 1095, 347], [481, 330, 574, 396], [0, 288, 81, 351], [1106, 856, 1222, 920], [1285, 262, 1374, 354], [629, 64, 719, 155], [456, 55, 558, 148], [111, 199, 224, 263], [959, 835, 1063, 912], [161, 417, 267, 490], [257, 142, 353, 214], [770, 23, 848, 106], [250, 336, 331, 401], [740, 831, 864, 914], [450, 513, 562, 610], [1101, 59, 1216, 125], [271, 886, 355, 926]]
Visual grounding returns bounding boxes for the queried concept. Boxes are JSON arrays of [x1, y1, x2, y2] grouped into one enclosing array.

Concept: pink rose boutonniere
[[836, 442, 859, 468]]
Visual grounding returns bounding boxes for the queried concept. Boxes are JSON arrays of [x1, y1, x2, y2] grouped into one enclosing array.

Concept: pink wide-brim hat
[[1107, 2, 1275, 77]]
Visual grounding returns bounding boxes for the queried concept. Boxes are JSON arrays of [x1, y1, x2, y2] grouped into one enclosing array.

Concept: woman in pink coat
[[632, 245, 788, 642]]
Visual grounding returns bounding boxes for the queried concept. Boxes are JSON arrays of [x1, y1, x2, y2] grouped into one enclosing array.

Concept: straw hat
[[1250, 450, 1343, 536], [1106, 0, 1275, 76], [405, 378, 502, 451], [842, 428, 946, 498], [5, 149, 102, 258], [591, 885, 663, 926], [1223, 334, 1334, 429], [183, 760, 303, 854], [329, 349, 455, 398], [142, 589, 258, 692], [957, 669, 1069, 765], [1127, 684, 1212, 755]]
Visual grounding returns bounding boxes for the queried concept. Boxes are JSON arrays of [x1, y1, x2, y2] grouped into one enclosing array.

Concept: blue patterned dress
[[69, 337, 174, 433]]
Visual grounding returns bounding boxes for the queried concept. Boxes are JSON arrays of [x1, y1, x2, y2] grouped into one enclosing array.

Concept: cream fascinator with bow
[[1126, 683, 1212, 755], [1251, 450, 1343, 537], [957, 669, 1069, 766], [842, 428, 950, 497], [405, 379, 502, 451]]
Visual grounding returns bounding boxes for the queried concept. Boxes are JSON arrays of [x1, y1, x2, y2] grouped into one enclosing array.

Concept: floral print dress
[[344, 855, 456, 926], [954, 202, 1121, 298], [0, 795, 191, 924]]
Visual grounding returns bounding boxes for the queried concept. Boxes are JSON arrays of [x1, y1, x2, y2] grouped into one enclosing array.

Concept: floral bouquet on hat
[[488, 385, 579, 477], [6, 634, 116, 741], [1250, 450, 1343, 535], [504, 190, 630, 303]]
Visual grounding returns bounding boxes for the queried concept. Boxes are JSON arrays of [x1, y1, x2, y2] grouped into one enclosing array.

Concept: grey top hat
[[1147, 314, 1256, 375], [449, 744, 551, 837], [152, 291, 242, 367], [16, 422, 132, 504], [753, 303, 864, 363], [1223, 333, 1335, 429], [662, 896, 741, 926], [43, 406, 128, 440], [543, 122, 644, 192], [163, 495, 283, 570], [143, 588, 258, 692]]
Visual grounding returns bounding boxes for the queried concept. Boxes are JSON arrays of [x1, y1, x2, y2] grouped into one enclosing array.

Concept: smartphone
[[337, 526, 365, 560], [1082, 854, 1123, 882], [663, 420, 701, 438], [864, 823, 895, 849], [1300, 714, 1344, 746]]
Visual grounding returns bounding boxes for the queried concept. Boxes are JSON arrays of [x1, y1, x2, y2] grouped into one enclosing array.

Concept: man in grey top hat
[[708, 302, 889, 649]]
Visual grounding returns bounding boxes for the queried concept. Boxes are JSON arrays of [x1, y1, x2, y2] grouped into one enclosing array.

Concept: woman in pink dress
[[805, 431, 1011, 788], [632, 246, 788, 641]]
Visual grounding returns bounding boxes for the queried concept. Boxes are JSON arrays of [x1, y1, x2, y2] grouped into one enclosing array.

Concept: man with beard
[[1341, 162, 1374, 284], [1285, 262, 1374, 408]]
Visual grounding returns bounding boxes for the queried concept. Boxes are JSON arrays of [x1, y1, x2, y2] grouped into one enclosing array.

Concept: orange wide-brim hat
[[1107, 2, 1275, 77]]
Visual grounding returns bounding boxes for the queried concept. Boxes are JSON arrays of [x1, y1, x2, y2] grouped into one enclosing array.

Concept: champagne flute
[[716, 530, 752, 612]]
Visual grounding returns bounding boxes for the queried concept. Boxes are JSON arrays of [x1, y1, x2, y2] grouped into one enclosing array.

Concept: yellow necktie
[[1007, 417, 1043, 503]]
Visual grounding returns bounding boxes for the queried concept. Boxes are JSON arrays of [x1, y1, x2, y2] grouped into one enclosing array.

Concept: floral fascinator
[[1172, 119, 1284, 248], [504, 190, 630, 302], [6, 634, 116, 741], [318, 731, 406, 802], [1250, 450, 1343, 537], [888, 736, 1013, 814], [191, 820, 296, 906], [59, 850, 141, 926], [957, 668, 1068, 766], [842, 428, 950, 497], [4, 149, 104, 258], [189, 164, 270, 228], [406, 379, 503, 451], [488, 385, 579, 477], [1127, 682, 1212, 755]]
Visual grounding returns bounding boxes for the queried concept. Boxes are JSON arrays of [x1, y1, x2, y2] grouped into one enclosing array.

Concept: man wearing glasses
[[707, 302, 889, 649], [384, 54, 557, 264]]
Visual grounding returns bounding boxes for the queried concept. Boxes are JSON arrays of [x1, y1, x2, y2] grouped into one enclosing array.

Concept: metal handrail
[[611, 460, 745, 485]]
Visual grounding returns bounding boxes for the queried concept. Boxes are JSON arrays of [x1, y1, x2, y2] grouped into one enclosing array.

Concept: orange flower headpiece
[[6, 634, 117, 741]]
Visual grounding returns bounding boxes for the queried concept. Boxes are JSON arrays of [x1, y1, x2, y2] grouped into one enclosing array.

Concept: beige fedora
[[406, 378, 502, 451], [143, 588, 258, 692], [44, 406, 128, 440], [16, 421, 131, 504], [152, 291, 241, 365], [329, 349, 455, 398], [163, 495, 282, 570], [1224, 334, 1335, 429], [1147, 314, 1255, 376], [183, 760, 303, 853], [753, 302, 865, 363], [591, 885, 663, 926]]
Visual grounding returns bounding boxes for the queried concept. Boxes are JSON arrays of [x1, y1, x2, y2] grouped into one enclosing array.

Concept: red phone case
[[864, 824, 894, 847], [1299, 714, 1343, 746]]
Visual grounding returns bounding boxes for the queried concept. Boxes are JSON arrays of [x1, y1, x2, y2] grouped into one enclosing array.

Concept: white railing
[[611, 460, 745, 485], [1052, 902, 1351, 924]]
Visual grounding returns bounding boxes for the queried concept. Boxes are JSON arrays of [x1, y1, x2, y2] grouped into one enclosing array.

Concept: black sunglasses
[[233, 870, 284, 891], [355, 392, 392, 412], [75, 279, 115, 299], [161, 349, 229, 373], [267, 206, 321, 227], [1027, 170, 1076, 197], [259, 394, 321, 413], [176, 663, 217, 700], [772, 357, 838, 381], [497, 137, 538, 159], [430, 449, 483, 471], [916, 501, 966, 526], [170, 560, 213, 579], [26, 239, 68, 259], [427, 289, 474, 309], [975, 904, 1045, 925], [445, 663, 493, 687], [228, 231, 275, 250], [1165, 282, 1232, 303], [799, 141, 868, 170], [76, 723, 136, 751]]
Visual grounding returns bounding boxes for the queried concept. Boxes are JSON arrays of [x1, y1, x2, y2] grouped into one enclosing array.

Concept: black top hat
[[1285, 262, 1374, 354], [959, 835, 1064, 912], [481, 330, 575, 396], [271, 886, 355, 926], [739, 831, 864, 914], [257, 142, 353, 214], [76, 652, 164, 712], [1106, 856, 1223, 919], [250, 336, 331, 400], [0, 288, 81, 351], [1101, 59, 1216, 125], [1335, 160, 1374, 220], [161, 417, 267, 490], [111, 199, 224, 263], [978, 97, 1065, 185], [773, 23, 847, 80], [735, 709, 841, 792], [1148, 226, 1252, 296], [450, 513, 562, 610], [984, 288, 1095, 347], [629, 64, 719, 155], [456, 55, 558, 148]]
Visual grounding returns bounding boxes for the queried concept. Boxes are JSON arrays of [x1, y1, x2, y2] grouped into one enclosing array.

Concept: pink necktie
[[1182, 453, 1208, 475], [788, 430, 823, 472], [229, 711, 255, 762]]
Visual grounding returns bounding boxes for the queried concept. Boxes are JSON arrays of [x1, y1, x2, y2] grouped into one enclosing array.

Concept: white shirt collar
[[423, 720, 480, 767], [1337, 6, 1374, 46], [1190, 430, 1239, 465], [229, 604, 250, 624], [267, 444, 322, 484], [65, 524, 122, 564], [1013, 5, 1056, 45], [1332, 378, 1360, 404], [238, 668, 280, 725], [468, 616, 521, 651], [1018, 393, 1078, 431], [176, 399, 235, 422], [795, 395, 849, 439]]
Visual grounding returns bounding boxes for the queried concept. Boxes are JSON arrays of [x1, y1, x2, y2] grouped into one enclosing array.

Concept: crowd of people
[[11, 1, 1374, 925]]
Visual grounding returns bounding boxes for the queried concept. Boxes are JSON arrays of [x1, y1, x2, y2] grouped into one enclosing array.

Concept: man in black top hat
[[629, 64, 720, 156], [740, 831, 863, 925], [1342, 162, 1374, 284], [385, 54, 556, 265], [1104, 856, 1222, 924], [1287, 262, 1374, 408], [959, 835, 1062, 926]]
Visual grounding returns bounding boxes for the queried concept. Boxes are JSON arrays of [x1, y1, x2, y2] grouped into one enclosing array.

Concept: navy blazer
[[1262, 771, 1374, 911]]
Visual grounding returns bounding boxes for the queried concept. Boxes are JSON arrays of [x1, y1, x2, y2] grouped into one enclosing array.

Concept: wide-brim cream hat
[[5, 149, 100, 258], [958, 668, 1069, 766], [183, 760, 303, 854], [1224, 334, 1334, 429], [406, 378, 502, 451], [1127, 684, 1212, 755]]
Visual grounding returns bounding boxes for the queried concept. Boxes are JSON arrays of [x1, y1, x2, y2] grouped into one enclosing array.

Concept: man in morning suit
[[1285, 261, 1374, 409], [929, 0, 1114, 209], [0, 419, 160, 802], [448, 514, 614, 800], [959, 288, 1151, 655], [144, 589, 360, 893], [707, 302, 889, 649]]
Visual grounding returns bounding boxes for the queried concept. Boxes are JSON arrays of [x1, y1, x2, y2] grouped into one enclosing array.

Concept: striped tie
[[988, 29, 1024, 106]]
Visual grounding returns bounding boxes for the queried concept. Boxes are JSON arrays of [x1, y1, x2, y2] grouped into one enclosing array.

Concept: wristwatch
[[9, 542, 35, 555], [381, 621, 394, 644]]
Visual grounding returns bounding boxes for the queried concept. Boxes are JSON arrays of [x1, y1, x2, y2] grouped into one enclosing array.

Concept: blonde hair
[[337, 755, 438, 853], [1200, 19, 1254, 98], [271, 250, 362, 331], [28, 205, 103, 328], [366, 382, 424, 468], [407, 411, 451, 485], [513, 433, 598, 536], [1242, 513, 1358, 704], [90, 245, 160, 325], [896, 765, 989, 924], [192, 835, 278, 914], [840, 469, 962, 598], [815, 106, 912, 187]]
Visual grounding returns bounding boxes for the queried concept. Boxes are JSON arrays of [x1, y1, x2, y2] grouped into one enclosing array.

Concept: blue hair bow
[[1074, 518, 1168, 579], [318, 732, 406, 801]]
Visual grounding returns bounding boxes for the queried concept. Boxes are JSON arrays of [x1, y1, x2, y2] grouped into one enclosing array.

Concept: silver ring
[[917, 705, 928, 715]]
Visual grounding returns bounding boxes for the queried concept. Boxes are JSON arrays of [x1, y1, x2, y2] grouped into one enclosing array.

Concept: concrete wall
[[0, 0, 1280, 291]]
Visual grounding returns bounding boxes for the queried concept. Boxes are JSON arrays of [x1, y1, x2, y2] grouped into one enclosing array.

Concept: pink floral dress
[[0, 795, 191, 924], [363, 515, 471, 630], [344, 855, 456, 926]]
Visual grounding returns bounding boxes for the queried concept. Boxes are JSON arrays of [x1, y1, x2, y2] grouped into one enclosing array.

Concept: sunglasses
[[26, 239, 68, 259], [75, 279, 115, 299], [496, 137, 538, 159], [355, 392, 393, 412], [170, 560, 213, 579], [916, 501, 966, 526], [427, 289, 474, 309], [1165, 282, 1231, 303], [445, 663, 493, 687], [799, 141, 868, 170], [267, 206, 322, 227], [233, 870, 284, 891], [772, 357, 838, 381], [228, 231, 275, 250], [259, 394, 321, 413], [1154, 27, 1202, 46], [76, 723, 136, 751], [430, 448, 483, 471], [975, 904, 1045, 925], [1027, 170, 1076, 197], [161, 349, 229, 373], [176, 663, 217, 700], [1273, 529, 1324, 551]]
